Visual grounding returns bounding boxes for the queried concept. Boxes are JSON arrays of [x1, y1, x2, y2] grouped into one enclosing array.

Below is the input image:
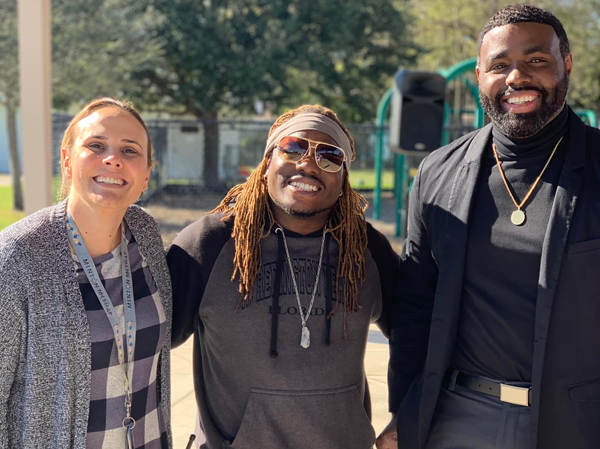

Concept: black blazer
[[390, 108, 600, 449]]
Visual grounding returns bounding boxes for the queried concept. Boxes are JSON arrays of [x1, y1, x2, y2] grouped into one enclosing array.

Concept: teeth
[[290, 182, 318, 192], [95, 176, 125, 185], [506, 95, 537, 105]]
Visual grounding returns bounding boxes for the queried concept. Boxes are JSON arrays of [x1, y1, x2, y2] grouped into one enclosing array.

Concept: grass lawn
[[0, 186, 25, 231], [349, 169, 394, 190], [0, 178, 61, 231]]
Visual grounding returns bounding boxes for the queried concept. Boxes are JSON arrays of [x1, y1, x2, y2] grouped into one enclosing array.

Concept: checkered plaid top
[[73, 229, 168, 449]]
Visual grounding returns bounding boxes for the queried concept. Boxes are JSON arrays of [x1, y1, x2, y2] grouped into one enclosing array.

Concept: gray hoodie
[[168, 213, 398, 449]]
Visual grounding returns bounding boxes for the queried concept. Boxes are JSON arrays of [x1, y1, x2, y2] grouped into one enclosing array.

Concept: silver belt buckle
[[500, 384, 530, 406]]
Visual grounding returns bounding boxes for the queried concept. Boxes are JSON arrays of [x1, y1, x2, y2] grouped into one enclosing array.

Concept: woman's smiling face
[[63, 106, 151, 212]]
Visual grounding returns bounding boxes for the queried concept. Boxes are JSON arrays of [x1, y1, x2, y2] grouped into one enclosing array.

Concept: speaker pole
[[394, 153, 406, 237], [374, 87, 394, 221]]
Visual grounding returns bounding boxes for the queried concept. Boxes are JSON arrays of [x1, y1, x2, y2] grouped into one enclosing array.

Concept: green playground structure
[[373, 58, 598, 238]]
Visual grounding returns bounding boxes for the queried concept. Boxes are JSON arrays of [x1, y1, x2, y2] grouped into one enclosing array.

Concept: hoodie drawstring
[[269, 229, 285, 358], [324, 233, 333, 345]]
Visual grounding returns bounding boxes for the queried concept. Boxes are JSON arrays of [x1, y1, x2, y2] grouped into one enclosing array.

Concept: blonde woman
[[0, 98, 172, 448]]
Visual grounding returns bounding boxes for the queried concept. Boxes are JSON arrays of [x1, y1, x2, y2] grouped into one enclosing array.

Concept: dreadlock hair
[[478, 4, 570, 65], [210, 105, 369, 324]]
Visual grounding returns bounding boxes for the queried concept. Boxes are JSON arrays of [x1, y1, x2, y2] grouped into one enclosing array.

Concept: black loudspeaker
[[390, 70, 446, 154]]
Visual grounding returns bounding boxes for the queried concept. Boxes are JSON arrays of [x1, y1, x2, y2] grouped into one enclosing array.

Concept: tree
[[0, 0, 22, 211], [134, 0, 417, 186], [274, 0, 417, 123], [52, 0, 164, 109]]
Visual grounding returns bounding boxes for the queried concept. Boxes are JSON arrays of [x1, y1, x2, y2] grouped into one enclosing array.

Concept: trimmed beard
[[479, 72, 569, 139]]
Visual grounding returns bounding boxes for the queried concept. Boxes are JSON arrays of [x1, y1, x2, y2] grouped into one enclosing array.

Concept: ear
[[62, 147, 72, 179], [476, 65, 481, 82], [337, 171, 347, 198], [143, 168, 151, 191], [564, 53, 573, 78], [265, 153, 273, 176]]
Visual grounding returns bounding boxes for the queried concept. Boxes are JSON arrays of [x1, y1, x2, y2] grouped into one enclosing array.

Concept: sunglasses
[[275, 136, 346, 173]]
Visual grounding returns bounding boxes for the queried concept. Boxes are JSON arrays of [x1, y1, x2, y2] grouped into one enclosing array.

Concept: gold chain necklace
[[491, 136, 563, 226]]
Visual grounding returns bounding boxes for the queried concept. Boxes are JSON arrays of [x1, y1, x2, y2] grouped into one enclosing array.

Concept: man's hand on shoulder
[[376, 415, 398, 449]]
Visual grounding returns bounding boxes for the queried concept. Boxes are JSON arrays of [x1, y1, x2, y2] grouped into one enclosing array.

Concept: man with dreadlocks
[[167, 105, 399, 449]]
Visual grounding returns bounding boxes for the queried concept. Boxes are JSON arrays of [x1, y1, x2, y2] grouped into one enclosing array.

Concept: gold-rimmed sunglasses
[[275, 136, 347, 173]]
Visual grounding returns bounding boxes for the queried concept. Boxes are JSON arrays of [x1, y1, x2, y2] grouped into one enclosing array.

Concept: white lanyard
[[66, 213, 137, 443]]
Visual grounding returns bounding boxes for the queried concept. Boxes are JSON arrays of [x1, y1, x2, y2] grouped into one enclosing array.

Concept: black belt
[[444, 369, 531, 407]]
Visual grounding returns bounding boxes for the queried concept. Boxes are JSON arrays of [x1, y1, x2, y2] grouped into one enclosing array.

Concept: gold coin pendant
[[511, 210, 526, 226]]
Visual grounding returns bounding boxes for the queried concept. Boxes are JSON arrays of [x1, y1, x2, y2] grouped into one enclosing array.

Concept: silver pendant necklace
[[275, 223, 327, 348]]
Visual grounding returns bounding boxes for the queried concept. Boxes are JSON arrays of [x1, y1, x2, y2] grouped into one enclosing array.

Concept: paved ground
[[146, 190, 403, 447]]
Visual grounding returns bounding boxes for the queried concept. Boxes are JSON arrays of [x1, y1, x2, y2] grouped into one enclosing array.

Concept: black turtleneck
[[452, 106, 570, 382]]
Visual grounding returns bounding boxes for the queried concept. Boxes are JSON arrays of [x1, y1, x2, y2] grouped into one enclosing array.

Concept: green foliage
[[1, 0, 599, 119], [52, 0, 164, 109], [131, 0, 289, 118], [271, 0, 417, 122], [133, 0, 417, 123], [0, 1, 164, 110], [0, 0, 19, 108], [349, 169, 394, 190]]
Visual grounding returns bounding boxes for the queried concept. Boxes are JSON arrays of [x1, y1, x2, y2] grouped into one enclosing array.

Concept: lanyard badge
[[66, 213, 137, 447]]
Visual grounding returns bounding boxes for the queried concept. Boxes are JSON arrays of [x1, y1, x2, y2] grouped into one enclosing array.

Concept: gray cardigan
[[0, 200, 172, 448]]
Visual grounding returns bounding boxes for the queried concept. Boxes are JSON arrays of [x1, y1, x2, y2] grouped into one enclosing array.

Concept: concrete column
[[18, 0, 53, 215]]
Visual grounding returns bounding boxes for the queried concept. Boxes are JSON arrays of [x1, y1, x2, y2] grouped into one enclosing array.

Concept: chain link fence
[[52, 116, 396, 208]]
